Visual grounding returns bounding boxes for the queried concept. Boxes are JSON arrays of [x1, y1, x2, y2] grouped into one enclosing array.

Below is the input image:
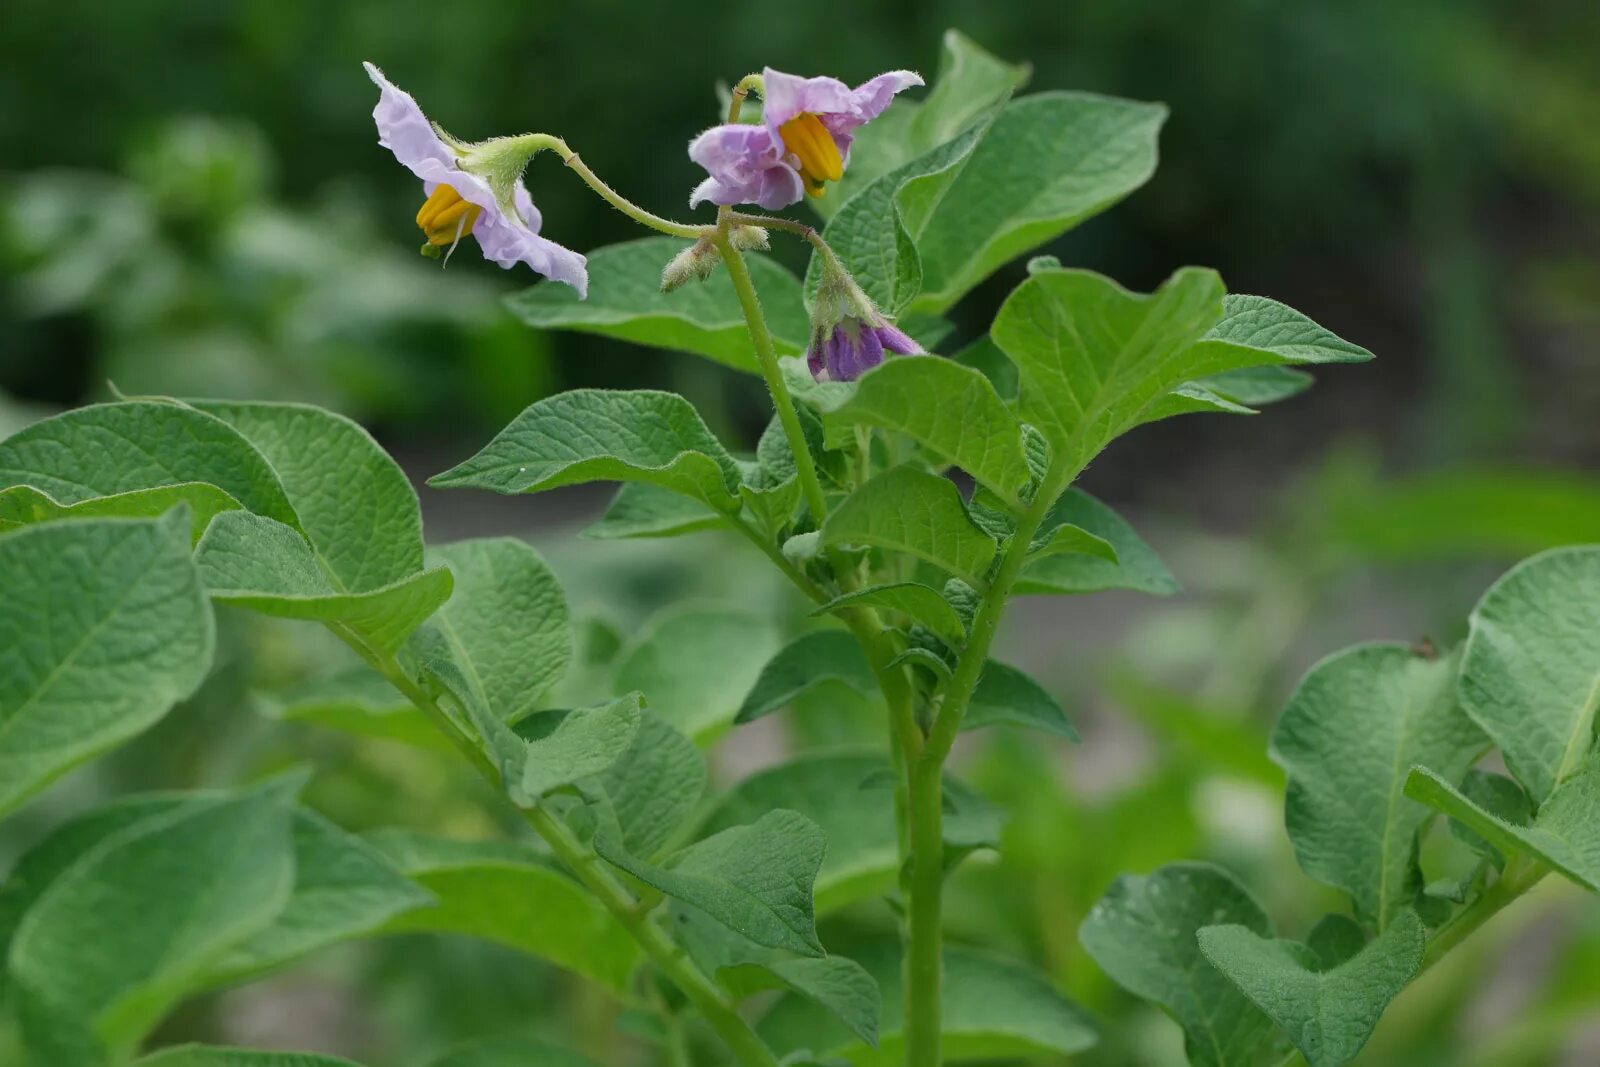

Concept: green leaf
[[910, 93, 1166, 316], [253, 669, 444, 751], [1459, 547, 1600, 803], [134, 1048, 368, 1067], [822, 466, 996, 584], [582, 708, 705, 861], [808, 30, 1026, 222], [1272, 644, 1487, 929], [1198, 910, 1426, 1067], [1015, 490, 1178, 596], [1079, 862, 1275, 1067], [1306, 915, 1370, 971], [1201, 295, 1375, 365], [429, 389, 743, 512], [505, 694, 643, 805], [1446, 770, 1533, 869], [611, 606, 778, 743], [808, 108, 998, 314], [968, 660, 1077, 739], [993, 267, 1280, 474], [697, 751, 998, 914], [209, 810, 433, 980], [425, 1036, 599, 1067], [506, 237, 808, 371], [812, 583, 967, 647], [194, 511, 452, 653], [669, 903, 880, 1047], [0, 512, 214, 817], [1197, 365, 1316, 406], [189, 401, 425, 591], [370, 831, 639, 991], [736, 631, 878, 727], [0, 400, 298, 526], [581, 482, 723, 541], [824, 357, 1031, 505], [1026, 521, 1117, 563], [8, 776, 301, 1057], [414, 537, 571, 722], [0, 482, 241, 542], [596, 809, 826, 956], [1405, 755, 1600, 892], [759, 940, 1097, 1065]]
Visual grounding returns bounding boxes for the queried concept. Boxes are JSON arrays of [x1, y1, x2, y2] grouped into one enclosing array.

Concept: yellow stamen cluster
[[416, 184, 482, 246], [778, 113, 844, 198]]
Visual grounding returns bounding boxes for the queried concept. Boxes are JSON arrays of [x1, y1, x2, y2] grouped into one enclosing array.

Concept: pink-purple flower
[[364, 62, 588, 295], [689, 67, 923, 210]]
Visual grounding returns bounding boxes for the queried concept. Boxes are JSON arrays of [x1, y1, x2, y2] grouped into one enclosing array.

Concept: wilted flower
[[809, 318, 923, 382], [806, 253, 924, 382], [364, 62, 587, 295], [689, 67, 923, 210]]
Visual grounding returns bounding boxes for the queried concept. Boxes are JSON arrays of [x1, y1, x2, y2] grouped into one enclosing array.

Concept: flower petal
[[364, 62, 455, 178], [472, 182, 589, 297], [876, 322, 924, 355], [687, 124, 804, 209], [761, 68, 858, 134]]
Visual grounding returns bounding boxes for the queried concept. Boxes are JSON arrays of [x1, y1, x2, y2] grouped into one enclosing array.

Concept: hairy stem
[[508, 133, 706, 238], [727, 73, 765, 124], [904, 466, 1069, 1067], [351, 637, 779, 1067]]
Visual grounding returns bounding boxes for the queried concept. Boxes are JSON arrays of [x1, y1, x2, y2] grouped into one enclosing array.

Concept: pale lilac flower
[[689, 67, 923, 210], [364, 62, 587, 295], [808, 318, 923, 382]]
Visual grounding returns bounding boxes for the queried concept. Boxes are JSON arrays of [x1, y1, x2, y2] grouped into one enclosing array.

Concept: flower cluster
[[365, 61, 925, 379]]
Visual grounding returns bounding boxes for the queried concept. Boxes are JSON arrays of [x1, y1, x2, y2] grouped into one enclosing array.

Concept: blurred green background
[[3, 1, 1599, 1064]]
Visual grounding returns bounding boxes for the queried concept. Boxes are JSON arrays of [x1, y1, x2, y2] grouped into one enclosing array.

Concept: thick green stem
[[904, 471, 1066, 1067], [346, 635, 778, 1067]]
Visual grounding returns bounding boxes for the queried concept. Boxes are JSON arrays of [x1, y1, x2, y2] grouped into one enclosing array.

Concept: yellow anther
[[415, 183, 482, 246], [779, 113, 843, 197]]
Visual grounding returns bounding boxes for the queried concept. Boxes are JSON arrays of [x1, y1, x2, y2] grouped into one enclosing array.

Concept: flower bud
[[660, 237, 721, 292]]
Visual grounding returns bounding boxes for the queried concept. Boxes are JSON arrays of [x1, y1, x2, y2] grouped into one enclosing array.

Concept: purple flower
[[364, 62, 587, 295], [808, 319, 924, 382], [689, 67, 923, 210]]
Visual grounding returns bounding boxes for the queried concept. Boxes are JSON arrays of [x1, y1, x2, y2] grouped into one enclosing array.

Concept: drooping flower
[[689, 67, 923, 210], [364, 62, 587, 295], [805, 252, 925, 382]]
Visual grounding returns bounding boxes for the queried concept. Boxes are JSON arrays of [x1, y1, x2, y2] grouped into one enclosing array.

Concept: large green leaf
[[610, 605, 778, 743], [370, 831, 640, 991], [8, 777, 301, 1059], [967, 660, 1077, 739], [0, 511, 213, 816], [909, 93, 1166, 315], [490, 694, 642, 806], [210, 810, 433, 980], [572, 707, 705, 861], [134, 1048, 369, 1067], [1459, 547, 1600, 803], [413, 538, 571, 723], [759, 940, 1097, 1065], [429, 389, 743, 512], [596, 809, 826, 956], [1272, 644, 1486, 929], [194, 511, 451, 653], [189, 401, 425, 591], [1079, 862, 1275, 1067], [824, 357, 1031, 506], [1199, 910, 1425, 1067], [670, 903, 880, 1047], [992, 267, 1282, 476], [1015, 489, 1178, 596], [505, 237, 808, 372], [1201, 295, 1375, 366], [0, 482, 241, 543], [1405, 754, 1600, 892], [0, 400, 297, 526], [822, 466, 996, 584], [581, 482, 723, 541]]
